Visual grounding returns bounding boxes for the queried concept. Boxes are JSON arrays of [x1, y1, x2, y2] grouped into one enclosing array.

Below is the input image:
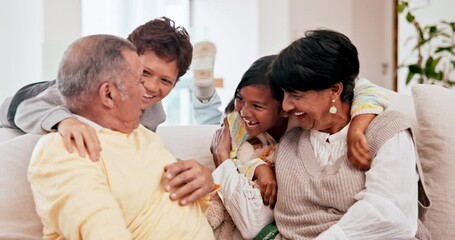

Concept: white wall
[[0, 0, 44, 100], [43, 0, 81, 81], [191, 0, 396, 110], [0, 0, 81, 101], [398, 0, 455, 94], [287, 0, 395, 90], [352, 0, 395, 90], [289, 0, 353, 41], [258, 0, 290, 57], [191, 0, 260, 109], [3, 1, 451, 111]]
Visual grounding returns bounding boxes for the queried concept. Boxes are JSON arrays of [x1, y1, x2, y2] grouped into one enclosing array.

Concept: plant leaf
[[432, 56, 442, 69], [428, 25, 437, 34], [406, 64, 422, 85], [435, 71, 444, 80], [397, 2, 407, 13], [409, 64, 422, 74], [406, 12, 415, 23], [435, 46, 454, 54], [424, 57, 435, 78], [406, 71, 416, 85], [418, 27, 425, 42]]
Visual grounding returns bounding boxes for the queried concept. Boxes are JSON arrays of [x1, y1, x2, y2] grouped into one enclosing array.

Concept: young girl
[[210, 55, 388, 239]]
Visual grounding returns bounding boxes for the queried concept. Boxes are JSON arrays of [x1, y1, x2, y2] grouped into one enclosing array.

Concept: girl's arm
[[348, 78, 389, 170]]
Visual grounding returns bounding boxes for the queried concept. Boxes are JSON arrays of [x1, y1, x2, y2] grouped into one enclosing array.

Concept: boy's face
[[139, 51, 179, 109]]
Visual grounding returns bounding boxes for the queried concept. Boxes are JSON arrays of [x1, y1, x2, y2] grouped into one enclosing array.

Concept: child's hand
[[254, 164, 277, 209], [57, 117, 101, 162], [210, 118, 231, 167], [347, 129, 371, 170]]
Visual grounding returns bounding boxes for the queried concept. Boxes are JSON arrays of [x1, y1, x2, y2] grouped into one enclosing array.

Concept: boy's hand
[[347, 129, 371, 170], [57, 118, 102, 162], [254, 164, 277, 209]]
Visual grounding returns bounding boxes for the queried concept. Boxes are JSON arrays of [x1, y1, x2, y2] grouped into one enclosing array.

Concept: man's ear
[[99, 82, 116, 109], [329, 82, 344, 99]]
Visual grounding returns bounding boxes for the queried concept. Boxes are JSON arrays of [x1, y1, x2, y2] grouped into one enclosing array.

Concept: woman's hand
[[254, 164, 277, 209], [56, 118, 102, 162], [210, 118, 231, 167]]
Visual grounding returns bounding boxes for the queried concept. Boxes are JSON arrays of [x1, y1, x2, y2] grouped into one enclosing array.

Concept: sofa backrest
[[156, 124, 219, 170], [381, 87, 419, 133], [0, 133, 42, 240]]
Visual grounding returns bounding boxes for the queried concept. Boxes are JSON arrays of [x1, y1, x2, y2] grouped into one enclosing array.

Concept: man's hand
[[254, 164, 277, 209], [347, 129, 371, 170], [163, 160, 215, 206], [57, 118, 102, 162], [210, 118, 231, 167]]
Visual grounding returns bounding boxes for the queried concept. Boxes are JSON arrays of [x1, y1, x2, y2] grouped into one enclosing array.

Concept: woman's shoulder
[[368, 111, 409, 132], [281, 127, 305, 143]]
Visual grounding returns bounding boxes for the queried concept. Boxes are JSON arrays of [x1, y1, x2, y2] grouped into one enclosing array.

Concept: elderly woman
[[268, 30, 430, 239]]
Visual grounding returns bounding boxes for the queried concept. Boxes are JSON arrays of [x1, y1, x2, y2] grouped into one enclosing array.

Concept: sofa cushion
[[412, 84, 455, 239], [0, 128, 24, 144], [381, 87, 418, 132], [0, 133, 42, 240], [157, 124, 219, 170]]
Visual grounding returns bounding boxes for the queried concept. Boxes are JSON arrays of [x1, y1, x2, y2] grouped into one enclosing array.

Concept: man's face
[[139, 51, 179, 109], [113, 50, 145, 133]]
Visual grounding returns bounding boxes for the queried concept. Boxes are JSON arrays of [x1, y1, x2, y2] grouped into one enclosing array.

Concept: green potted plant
[[397, 0, 455, 87]]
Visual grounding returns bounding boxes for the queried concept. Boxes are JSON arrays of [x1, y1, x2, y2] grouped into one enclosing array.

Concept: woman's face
[[282, 89, 334, 132], [234, 84, 283, 137]]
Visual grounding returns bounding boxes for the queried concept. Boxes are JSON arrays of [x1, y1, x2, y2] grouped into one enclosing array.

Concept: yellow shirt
[[28, 124, 214, 240]]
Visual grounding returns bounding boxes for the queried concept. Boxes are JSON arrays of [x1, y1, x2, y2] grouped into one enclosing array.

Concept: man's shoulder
[[36, 132, 63, 145], [32, 132, 68, 160], [136, 124, 161, 141]]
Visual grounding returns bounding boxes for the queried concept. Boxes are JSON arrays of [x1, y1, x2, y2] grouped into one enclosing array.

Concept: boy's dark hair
[[269, 29, 359, 103], [127, 17, 193, 79], [225, 55, 282, 114]]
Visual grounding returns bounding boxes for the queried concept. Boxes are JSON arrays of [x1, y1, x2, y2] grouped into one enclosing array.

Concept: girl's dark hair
[[225, 55, 282, 114], [127, 17, 192, 79], [268, 29, 359, 103]]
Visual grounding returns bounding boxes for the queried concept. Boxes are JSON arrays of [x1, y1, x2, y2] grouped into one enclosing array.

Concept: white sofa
[[1, 84, 454, 240]]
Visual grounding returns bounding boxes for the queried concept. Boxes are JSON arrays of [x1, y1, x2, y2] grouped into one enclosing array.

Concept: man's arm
[[28, 134, 131, 239]]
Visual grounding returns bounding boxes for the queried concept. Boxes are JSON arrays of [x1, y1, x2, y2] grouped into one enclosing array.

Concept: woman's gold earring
[[329, 99, 337, 114]]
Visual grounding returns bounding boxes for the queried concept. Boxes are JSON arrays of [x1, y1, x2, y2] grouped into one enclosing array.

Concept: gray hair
[[57, 34, 137, 111]]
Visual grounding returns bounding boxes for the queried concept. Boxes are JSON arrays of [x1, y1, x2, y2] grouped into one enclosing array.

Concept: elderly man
[[28, 34, 215, 239]]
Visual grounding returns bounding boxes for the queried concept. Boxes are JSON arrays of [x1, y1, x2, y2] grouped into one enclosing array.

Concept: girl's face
[[234, 84, 284, 137]]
